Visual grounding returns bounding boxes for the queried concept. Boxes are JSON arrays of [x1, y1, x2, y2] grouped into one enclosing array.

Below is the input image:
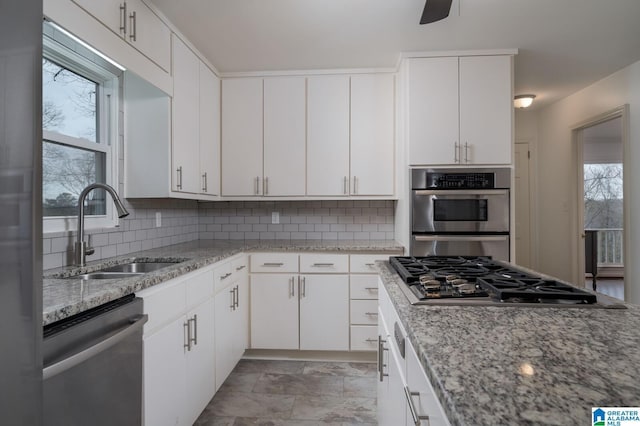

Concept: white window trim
[[43, 33, 121, 235]]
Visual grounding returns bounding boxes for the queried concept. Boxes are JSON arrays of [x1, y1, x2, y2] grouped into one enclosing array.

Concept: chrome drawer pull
[[262, 262, 284, 267], [311, 263, 334, 267], [364, 287, 378, 291], [365, 338, 377, 343], [405, 386, 430, 425], [235, 265, 246, 271], [220, 272, 232, 280], [365, 312, 378, 316]]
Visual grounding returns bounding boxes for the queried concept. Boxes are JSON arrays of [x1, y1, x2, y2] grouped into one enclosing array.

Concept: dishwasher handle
[[43, 314, 148, 381]]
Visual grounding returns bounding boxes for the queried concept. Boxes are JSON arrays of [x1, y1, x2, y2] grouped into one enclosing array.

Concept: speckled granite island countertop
[[377, 261, 640, 426], [43, 239, 403, 326]]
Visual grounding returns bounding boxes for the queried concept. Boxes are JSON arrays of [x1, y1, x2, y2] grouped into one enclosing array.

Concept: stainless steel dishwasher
[[43, 294, 148, 426]]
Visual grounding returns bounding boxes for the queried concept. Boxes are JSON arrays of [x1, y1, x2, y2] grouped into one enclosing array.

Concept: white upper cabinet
[[264, 77, 306, 196], [350, 74, 395, 196], [408, 57, 459, 165], [459, 55, 512, 164], [199, 63, 220, 196], [408, 55, 512, 165], [221, 78, 264, 196], [307, 75, 351, 196], [72, 0, 170, 72], [172, 35, 200, 194]]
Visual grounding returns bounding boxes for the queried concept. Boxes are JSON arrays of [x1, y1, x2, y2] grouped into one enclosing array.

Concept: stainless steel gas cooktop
[[389, 256, 625, 309]]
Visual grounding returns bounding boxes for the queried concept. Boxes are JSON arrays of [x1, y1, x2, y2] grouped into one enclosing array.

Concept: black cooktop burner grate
[[478, 278, 598, 304]]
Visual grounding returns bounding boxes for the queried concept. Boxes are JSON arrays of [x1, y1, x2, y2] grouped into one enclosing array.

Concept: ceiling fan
[[420, 0, 453, 24]]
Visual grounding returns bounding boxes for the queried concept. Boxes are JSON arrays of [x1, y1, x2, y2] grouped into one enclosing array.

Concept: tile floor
[[194, 359, 378, 426]]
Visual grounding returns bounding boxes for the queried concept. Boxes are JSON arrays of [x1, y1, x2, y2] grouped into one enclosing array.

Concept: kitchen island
[[378, 261, 640, 425], [43, 239, 403, 325]]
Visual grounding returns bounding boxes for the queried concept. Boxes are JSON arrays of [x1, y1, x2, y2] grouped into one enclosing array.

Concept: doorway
[[574, 107, 628, 300]]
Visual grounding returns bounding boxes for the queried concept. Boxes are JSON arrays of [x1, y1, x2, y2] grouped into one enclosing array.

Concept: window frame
[[42, 32, 121, 234]]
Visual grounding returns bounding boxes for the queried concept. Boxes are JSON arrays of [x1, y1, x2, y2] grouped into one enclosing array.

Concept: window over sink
[[42, 21, 122, 233]]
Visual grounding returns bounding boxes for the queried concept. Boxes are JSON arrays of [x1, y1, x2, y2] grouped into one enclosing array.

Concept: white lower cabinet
[[139, 267, 215, 426], [214, 255, 249, 391], [250, 274, 299, 350], [299, 274, 349, 350], [377, 281, 450, 426]]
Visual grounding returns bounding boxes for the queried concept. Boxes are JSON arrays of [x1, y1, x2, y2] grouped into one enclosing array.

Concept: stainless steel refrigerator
[[0, 0, 43, 424]]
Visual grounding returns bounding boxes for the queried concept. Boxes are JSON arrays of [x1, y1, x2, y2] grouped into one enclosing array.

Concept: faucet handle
[[85, 235, 95, 256]]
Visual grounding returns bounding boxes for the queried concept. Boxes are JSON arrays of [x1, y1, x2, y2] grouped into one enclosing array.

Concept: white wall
[[535, 59, 640, 303]]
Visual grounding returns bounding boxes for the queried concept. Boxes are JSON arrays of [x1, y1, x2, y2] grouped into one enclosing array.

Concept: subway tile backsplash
[[198, 200, 395, 241], [43, 199, 396, 270]]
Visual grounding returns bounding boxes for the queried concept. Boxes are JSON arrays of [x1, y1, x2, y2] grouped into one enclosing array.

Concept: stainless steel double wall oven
[[411, 168, 511, 261]]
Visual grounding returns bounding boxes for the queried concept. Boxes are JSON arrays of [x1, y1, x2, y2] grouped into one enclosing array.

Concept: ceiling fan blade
[[420, 0, 453, 24]]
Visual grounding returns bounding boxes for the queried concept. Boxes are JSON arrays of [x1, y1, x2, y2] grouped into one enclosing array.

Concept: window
[[42, 23, 121, 233]]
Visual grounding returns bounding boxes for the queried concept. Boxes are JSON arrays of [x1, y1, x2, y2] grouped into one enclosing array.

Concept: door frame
[[570, 104, 629, 291], [514, 139, 536, 269]]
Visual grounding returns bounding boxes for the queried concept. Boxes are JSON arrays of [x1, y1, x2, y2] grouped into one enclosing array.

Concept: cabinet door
[[72, 0, 123, 38], [406, 340, 450, 426], [143, 317, 187, 426], [172, 35, 200, 194], [307, 75, 350, 196], [127, 0, 171, 72], [459, 55, 512, 165], [199, 63, 220, 195], [264, 77, 306, 196], [221, 78, 263, 196], [214, 283, 236, 391], [350, 74, 395, 196], [408, 57, 459, 165], [250, 274, 299, 349], [185, 298, 216, 426], [299, 274, 349, 350]]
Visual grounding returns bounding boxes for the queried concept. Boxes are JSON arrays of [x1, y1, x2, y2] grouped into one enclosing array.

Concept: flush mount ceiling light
[[514, 94, 536, 108]]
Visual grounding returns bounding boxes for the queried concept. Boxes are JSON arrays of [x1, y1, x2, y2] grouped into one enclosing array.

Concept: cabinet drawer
[[138, 278, 187, 334], [350, 326, 378, 351], [300, 254, 348, 273], [251, 253, 299, 273], [214, 261, 233, 293], [186, 268, 214, 309], [232, 255, 248, 275], [350, 275, 379, 299], [350, 254, 388, 273], [350, 300, 379, 325]]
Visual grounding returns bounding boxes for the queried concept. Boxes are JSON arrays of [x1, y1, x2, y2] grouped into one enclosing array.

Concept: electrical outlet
[[271, 212, 279, 224], [155, 212, 161, 227]]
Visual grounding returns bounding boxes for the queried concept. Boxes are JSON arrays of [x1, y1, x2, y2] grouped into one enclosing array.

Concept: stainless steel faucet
[[75, 183, 130, 266]]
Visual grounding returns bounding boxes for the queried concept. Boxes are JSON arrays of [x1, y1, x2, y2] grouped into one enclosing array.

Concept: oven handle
[[414, 235, 509, 242], [413, 189, 508, 196], [43, 314, 148, 381]]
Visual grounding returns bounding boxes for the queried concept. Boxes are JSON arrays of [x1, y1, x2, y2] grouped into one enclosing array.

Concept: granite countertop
[[43, 239, 403, 326], [377, 261, 640, 426]]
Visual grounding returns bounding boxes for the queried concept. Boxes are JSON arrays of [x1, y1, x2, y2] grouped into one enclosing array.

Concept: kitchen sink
[[99, 262, 179, 273]]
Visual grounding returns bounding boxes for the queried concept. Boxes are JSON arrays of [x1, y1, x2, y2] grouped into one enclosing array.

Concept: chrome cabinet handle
[[311, 263, 334, 267], [365, 312, 378, 316], [365, 287, 378, 291], [234, 285, 239, 309], [343, 176, 348, 195], [464, 142, 469, 163], [119, 3, 127, 35], [365, 338, 378, 343], [454, 141, 459, 163], [184, 320, 191, 351], [235, 265, 246, 271], [255, 176, 260, 195], [176, 166, 183, 190], [405, 386, 430, 425], [378, 335, 388, 382], [43, 315, 147, 380], [202, 172, 208, 192], [302, 276, 306, 298], [353, 176, 357, 194], [365, 263, 375, 266], [264, 176, 269, 195], [129, 10, 137, 41], [229, 287, 235, 310], [189, 315, 198, 347], [262, 262, 284, 267], [289, 277, 294, 298], [220, 272, 232, 280]]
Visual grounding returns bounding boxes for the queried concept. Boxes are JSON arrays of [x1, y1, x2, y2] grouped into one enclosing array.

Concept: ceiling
[[148, 0, 640, 109]]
